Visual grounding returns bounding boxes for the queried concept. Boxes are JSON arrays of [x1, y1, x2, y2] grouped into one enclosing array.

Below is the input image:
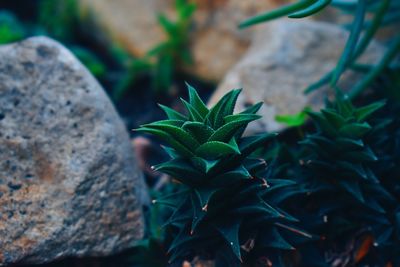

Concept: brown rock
[[79, 0, 290, 82], [209, 19, 385, 133], [0, 37, 147, 265]]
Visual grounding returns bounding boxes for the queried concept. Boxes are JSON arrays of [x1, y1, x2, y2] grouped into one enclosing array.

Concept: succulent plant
[[363, 101, 400, 266], [288, 95, 398, 264], [137, 84, 310, 266]]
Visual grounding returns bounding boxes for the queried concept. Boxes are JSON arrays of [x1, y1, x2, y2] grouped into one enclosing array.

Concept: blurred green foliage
[[0, 1, 107, 79], [275, 107, 312, 127], [70, 46, 106, 77], [38, 0, 79, 41], [113, 0, 196, 100], [0, 11, 25, 44]]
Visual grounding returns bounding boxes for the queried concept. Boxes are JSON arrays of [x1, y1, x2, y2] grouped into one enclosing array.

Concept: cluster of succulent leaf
[[138, 84, 309, 266], [240, 0, 400, 99], [363, 101, 400, 266], [267, 96, 400, 266]]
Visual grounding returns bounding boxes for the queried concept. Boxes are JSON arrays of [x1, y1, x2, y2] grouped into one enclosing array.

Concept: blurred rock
[[0, 37, 147, 265], [78, 0, 290, 82], [209, 20, 385, 133]]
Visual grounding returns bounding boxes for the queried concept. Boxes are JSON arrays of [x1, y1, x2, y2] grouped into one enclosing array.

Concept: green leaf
[[336, 96, 354, 117], [194, 187, 219, 210], [211, 165, 252, 186], [146, 119, 185, 127], [181, 98, 204, 121], [275, 107, 311, 127], [244, 158, 267, 174], [157, 14, 177, 36], [209, 114, 261, 142], [224, 113, 261, 124], [190, 192, 208, 234], [223, 89, 242, 118], [154, 159, 203, 185], [214, 219, 242, 262], [240, 102, 263, 115], [336, 161, 367, 179], [304, 71, 332, 94], [196, 141, 240, 159], [182, 121, 215, 144], [142, 123, 200, 149], [135, 127, 194, 157], [239, 133, 276, 157], [186, 82, 209, 117], [214, 244, 242, 267], [307, 111, 338, 137], [288, 0, 332, 18], [205, 89, 241, 128], [321, 108, 346, 128], [232, 201, 281, 217], [259, 227, 294, 250], [336, 137, 364, 149], [338, 122, 371, 138], [238, 0, 316, 28], [190, 157, 219, 173], [161, 145, 179, 158], [167, 224, 193, 254], [331, 0, 366, 86], [158, 104, 187, 120], [338, 179, 365, 203], [342, 146, 378, 162], [354, 100, 385, 121]]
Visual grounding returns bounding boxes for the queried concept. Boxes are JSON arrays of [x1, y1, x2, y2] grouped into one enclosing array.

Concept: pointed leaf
[[343, 146, 378, 162], [214, 219, 242, 261], [158, 104, 187, 120], [211, 165, 252, 186], [142, 123, 200, 149], [181, 98, 204, 121], [186, 82, 209, 117], [196, 141, 240, 159], [240, 102, 263, 115], [136, 127, 193, 157], [355, 100, 385, 121], [259, 227, 294, 250], [338, 179, 365, 203], [161, 145, 179, 158], [307, 110, 338, 137], [209, 114, 261, 142], [239, 133, 276, 157], [339, 122, 371, 138], [190, 157, 219, 173], [190, 192, 207, 234], [205, 89, 241, 128], [336, 137, 364, 149], [154, 159, 203, 185], [321, 108, 346, 128], [182, 121, 214, 143]]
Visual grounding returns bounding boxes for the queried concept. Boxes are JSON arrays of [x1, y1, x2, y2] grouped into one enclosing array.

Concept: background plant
[[113, 0, 196, 100]]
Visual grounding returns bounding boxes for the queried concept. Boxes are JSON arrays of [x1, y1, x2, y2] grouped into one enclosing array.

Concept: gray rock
[[0, 37, 147, 266], [209, 20, 385, 133]]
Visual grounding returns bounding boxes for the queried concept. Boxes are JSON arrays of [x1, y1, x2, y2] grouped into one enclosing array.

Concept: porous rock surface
[[0, 37, 147, 265], [209, 19, 385, 133]]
